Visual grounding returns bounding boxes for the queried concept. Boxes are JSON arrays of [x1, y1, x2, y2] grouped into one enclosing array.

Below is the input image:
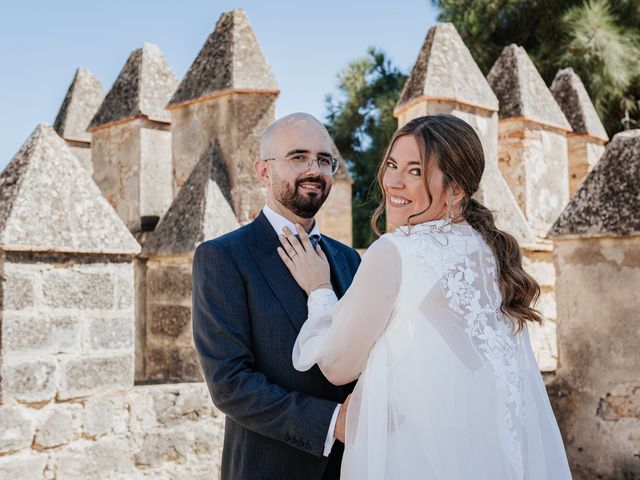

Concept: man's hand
[[334, 394, 351, 443]]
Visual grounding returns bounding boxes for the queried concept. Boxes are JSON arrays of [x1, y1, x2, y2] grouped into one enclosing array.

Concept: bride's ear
[[447, 183, 465, 208]]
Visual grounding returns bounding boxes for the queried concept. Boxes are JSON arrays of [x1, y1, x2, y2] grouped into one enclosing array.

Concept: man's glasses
[[264, 153, 340, 176]]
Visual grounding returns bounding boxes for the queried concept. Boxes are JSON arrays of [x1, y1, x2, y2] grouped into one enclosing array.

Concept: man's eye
[[290, 154, 307, 162], [318, 157, 332, 167]]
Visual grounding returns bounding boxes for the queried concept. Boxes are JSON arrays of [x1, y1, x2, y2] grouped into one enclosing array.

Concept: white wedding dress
[[293, 220, 572, 479]]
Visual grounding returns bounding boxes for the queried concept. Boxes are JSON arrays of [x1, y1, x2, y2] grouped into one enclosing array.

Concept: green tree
[[325, 48, 407, 248], [434, 0, 640, 133]]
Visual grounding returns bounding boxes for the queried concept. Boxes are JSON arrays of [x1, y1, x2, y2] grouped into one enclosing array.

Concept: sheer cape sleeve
[[292, 235, 401, 385]]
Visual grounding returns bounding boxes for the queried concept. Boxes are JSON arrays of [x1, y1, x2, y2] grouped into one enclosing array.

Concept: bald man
[[192, 113, 361, 480]]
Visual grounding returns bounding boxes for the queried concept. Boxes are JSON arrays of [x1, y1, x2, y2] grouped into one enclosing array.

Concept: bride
[[276, 114, 572, 479]]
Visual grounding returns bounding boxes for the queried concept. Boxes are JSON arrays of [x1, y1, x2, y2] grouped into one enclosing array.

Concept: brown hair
[[371, 114, 541, 331]]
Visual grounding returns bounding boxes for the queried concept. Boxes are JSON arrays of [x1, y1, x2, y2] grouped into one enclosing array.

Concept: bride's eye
[[410, 168, 421, 176], [386, 161, 397, 169]]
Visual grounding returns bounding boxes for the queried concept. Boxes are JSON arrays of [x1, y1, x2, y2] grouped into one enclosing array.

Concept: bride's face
[[382, 134, 451, 227]]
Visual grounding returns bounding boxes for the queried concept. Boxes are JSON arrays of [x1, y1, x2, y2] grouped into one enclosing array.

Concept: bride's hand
[[277, 224, 331, 296]]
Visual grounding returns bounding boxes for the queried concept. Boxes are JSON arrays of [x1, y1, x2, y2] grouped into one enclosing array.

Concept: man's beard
[[273, 175, 330, 218]]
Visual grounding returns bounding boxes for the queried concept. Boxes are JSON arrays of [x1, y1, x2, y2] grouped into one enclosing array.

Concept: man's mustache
[[295, 176, 327, 190]]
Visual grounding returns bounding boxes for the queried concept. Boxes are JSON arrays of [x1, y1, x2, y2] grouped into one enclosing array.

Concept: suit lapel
[[248, 212, 309, 333]]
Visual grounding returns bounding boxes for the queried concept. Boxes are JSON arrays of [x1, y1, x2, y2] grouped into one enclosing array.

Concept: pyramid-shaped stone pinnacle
[[142, 141, 239, 256], [395, 23, 498, 114], [88, 43, 179, 130], [0, 124, 141, 253], [487, 45, 571, 130], [550, 68, 608, 140], [550, 129, 640, 237], [168, 9, 278, 108], [53, 68, 105, 141]]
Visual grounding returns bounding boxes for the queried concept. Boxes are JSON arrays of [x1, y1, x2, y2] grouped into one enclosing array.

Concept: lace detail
[[402, 224, 525, 477], [307, 288, 338, 319]]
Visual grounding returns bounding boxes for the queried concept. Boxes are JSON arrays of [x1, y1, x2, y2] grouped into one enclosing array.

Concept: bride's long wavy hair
[[371, 114, 542, 331]]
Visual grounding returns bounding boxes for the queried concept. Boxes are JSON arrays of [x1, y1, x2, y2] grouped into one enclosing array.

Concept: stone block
[[534, 289, 557, 320], [34, 404, 77, 448], [2, 359, 57, 403], [2, 273, 34, 310], [0, 452, 47, 479], [521, 255, 555, 288], [43, 269, 114, 309], [87, 316, 134, 350], [528, 320, 558, 372], [0, 406, 33, 454], [2, 314, 81, 354], [115, 275, 134, 310], [150, 384, 215, 427], [134, 429, 189, 468], [145, 346, 202, 382], [51, 436, 134, 479], [147, 266, 192, 301], [148, 304, 191, 337], [82, 397, 115, 438], [58, 355, 133, 400]]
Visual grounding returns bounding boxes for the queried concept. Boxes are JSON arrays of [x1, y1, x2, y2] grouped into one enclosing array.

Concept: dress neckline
[[397, 219, 471, 235]]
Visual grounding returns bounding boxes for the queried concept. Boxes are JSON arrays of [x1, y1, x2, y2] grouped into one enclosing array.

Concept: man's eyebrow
[[286, 149, 310, 156]]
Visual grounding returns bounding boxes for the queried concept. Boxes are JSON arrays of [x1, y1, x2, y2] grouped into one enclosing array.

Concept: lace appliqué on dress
[[307, 288, 338, 318], [402, 223, 525, 478]]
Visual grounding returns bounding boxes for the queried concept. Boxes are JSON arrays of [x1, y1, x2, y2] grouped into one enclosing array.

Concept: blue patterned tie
[[295, 234, 321, 248]]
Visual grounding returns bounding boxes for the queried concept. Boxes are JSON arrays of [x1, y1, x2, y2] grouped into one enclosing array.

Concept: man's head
[[255, 113, 336, 220]]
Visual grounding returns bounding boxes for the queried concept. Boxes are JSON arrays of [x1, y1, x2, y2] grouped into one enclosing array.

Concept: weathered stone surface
[[146, 266, 192, 300], [598, 383, 640, 420], [0, 124, 141, 254], [58, 355, 134, 400], [82, 397, 115, 438], [34, 405, 77, 448], [115, 274, 134, 309], [168, 9, 278, 107], [0, 452, 47, 478], [551, 236, 640, 478], [395, 23, 498, 113], [51, 436, 134, 479], [43, 269, 114, 309], [148, 305, 190, 337], [150, 383, 216, 427], [145, 346, 202, 382], [143, 141, 239, 256], [89, 43, 178, 130], [1, 314, 82, 353], [550, 130, 640, 237], [550, 68, 608, 140], [134, 429, 189, 467], [2, 272, 34, 310], [54, 68, 105, 141], [88, 316, 134, 350], [487, 45, 570, 130], [0, 406, 33, 454], [2, 359, 57, 403]]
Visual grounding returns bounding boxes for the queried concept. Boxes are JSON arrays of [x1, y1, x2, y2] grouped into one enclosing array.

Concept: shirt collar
[[262, 204, 322, 238]]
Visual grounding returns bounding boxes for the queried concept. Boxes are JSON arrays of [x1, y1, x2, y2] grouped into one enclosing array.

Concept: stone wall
[[549, 236, 640, 479], [0, 382, 223, 479], [143, 256, 201, 382], [1, 253, 135, 405]]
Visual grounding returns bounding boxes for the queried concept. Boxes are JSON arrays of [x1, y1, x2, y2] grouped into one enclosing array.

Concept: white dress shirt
[[262, 204, 341, 457]]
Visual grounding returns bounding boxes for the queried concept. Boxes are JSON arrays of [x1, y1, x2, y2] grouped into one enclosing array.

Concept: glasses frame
[[263, 154, 340, 176]]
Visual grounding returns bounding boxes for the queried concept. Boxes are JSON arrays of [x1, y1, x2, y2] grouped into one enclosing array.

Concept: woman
[[276, 114, 572, 479]]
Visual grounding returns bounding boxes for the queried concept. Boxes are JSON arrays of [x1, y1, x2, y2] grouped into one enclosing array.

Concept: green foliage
[[435, 0, 640, 133], [325, 48, 407, 248]]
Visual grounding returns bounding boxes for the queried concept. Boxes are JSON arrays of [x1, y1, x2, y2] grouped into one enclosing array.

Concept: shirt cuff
[[323, 403, 341, 457]]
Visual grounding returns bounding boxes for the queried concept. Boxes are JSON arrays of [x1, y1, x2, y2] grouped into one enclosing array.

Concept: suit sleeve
[[192, 240, 338, 457]]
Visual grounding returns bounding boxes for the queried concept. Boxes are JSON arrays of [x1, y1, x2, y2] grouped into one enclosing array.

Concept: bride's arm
[[292, 236, 401, 385]]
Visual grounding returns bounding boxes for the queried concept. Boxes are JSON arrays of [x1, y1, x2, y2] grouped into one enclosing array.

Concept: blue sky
[[0, 1, 438, 168]]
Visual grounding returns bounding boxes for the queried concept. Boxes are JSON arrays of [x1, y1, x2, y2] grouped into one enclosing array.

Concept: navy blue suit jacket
[[192, 211, 361, 480]]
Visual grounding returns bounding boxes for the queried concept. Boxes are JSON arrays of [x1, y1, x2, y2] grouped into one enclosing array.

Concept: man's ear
[[254, 159, 270, 187]]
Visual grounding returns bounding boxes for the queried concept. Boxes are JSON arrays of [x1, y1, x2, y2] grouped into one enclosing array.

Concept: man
[[192, 113, 361, 479]]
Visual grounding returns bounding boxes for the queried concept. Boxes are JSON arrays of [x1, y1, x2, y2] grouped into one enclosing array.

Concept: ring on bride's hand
[[290, 252, 298, 257]]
